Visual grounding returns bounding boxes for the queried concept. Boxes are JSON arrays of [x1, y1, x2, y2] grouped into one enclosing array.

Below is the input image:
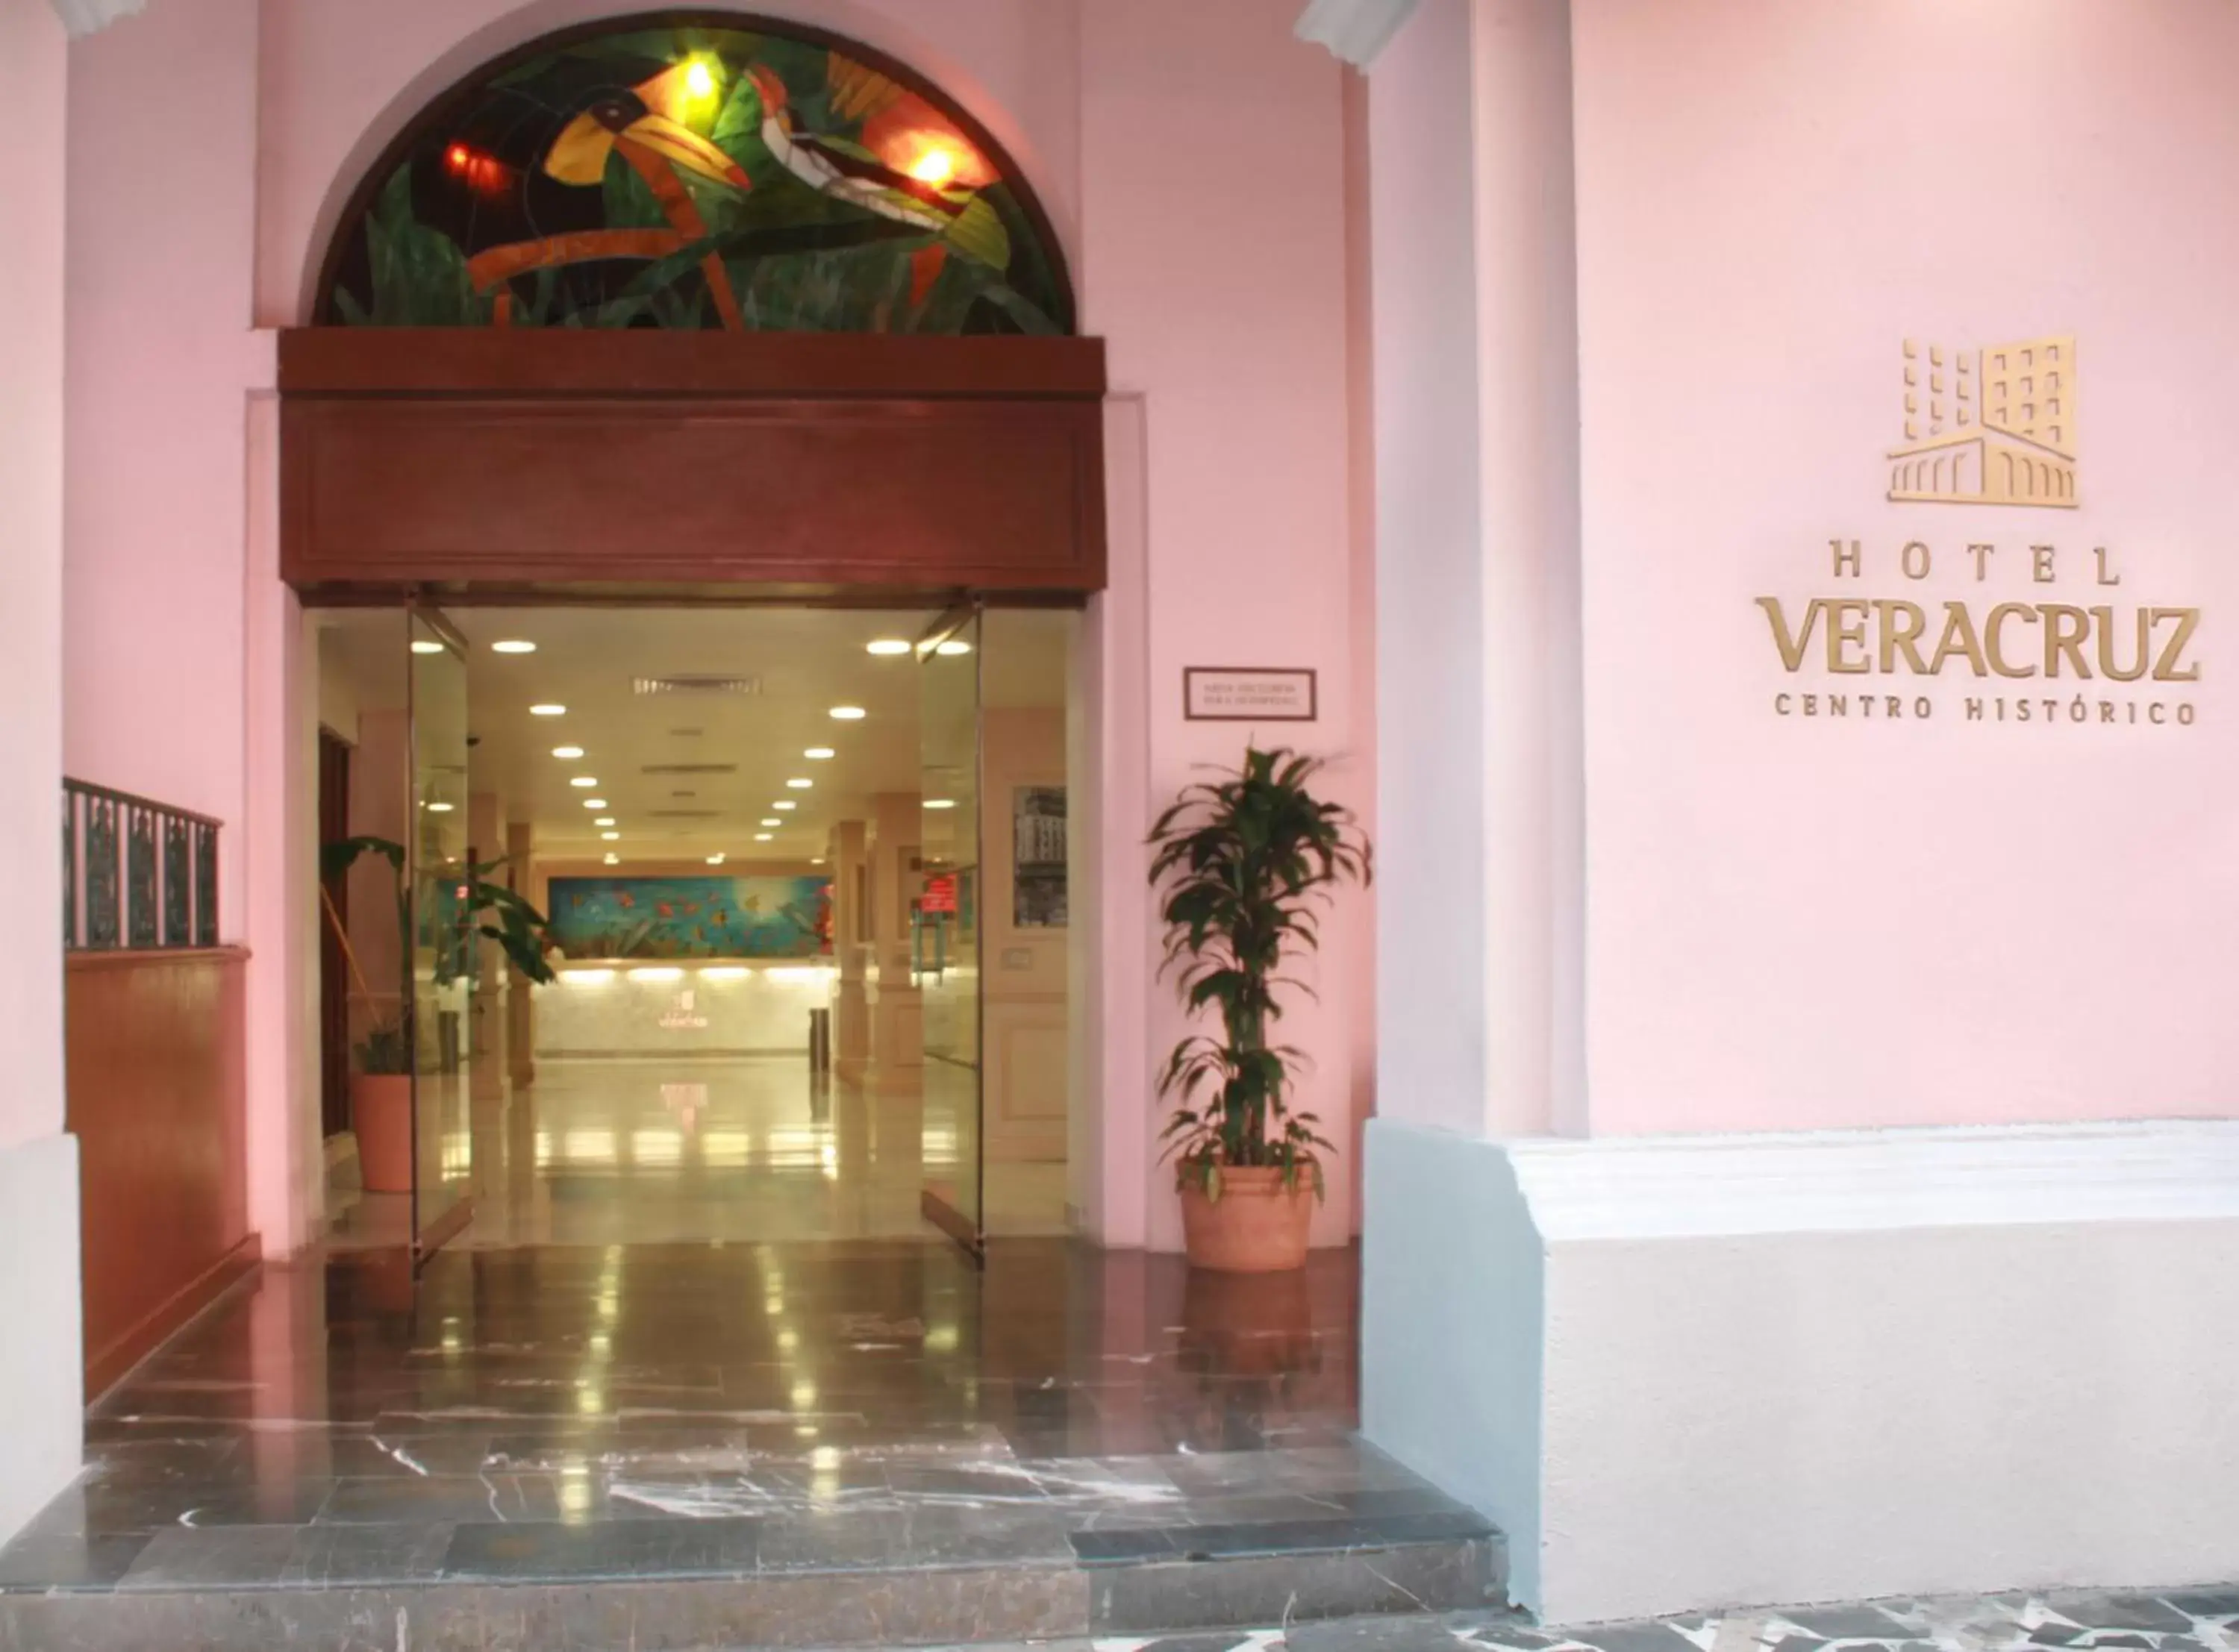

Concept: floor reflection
[[0, 1057, 1470, 1605], [328, 1055, 1067, 1248], [0, 1238, 1413, 1601]]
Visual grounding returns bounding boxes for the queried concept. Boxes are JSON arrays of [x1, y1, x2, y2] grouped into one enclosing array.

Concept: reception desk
[[536, 961, 836, 1059]]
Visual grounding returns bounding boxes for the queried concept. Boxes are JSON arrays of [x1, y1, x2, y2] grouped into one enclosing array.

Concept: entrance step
[[1, 1242, 1484, 1649], [0, 1482, 1502, 1651]]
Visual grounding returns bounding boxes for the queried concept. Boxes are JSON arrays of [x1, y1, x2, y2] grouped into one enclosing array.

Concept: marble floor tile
[[281, 1522, 458, 1587], [440, 1515, 765, 1582], [0, 1532, 154, 1593], [754, 1504, 1079, 1573], [0, 1056, 1420, 1636], [312, 1474, 562, 1527], [116, 1526, 305, 1592]]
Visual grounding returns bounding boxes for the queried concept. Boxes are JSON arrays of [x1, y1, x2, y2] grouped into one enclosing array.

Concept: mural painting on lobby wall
[[549, 876, 833, 960], [321, 19, 1070, 335]]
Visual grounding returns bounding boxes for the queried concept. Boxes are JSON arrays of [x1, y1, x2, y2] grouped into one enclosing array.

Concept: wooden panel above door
[[278, 331, 1108, 598]]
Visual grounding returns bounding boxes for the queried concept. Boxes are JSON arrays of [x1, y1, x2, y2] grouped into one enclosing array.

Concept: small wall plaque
[[1184, 667, 1319, 722]]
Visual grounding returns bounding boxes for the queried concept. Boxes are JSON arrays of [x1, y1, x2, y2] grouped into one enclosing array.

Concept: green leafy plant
[[320, 835, 558, 1077], [1147, 748, 1371, 1204]]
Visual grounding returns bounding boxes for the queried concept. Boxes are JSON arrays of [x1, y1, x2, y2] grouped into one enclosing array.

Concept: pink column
[[1468, 0, 1586, 1136], [1079, 0, 1367, 1250], [0, 0, 84, 1548]]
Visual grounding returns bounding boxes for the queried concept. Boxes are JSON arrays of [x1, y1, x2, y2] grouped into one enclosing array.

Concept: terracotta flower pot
[[351, 1073, 414, 1195], [1179, 1165, 1315, 1273]]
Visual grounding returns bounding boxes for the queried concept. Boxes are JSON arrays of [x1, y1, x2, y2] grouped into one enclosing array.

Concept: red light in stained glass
[[443, 141, 510, 195]]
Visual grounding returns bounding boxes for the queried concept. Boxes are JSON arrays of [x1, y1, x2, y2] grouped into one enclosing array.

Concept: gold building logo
[[1885, 335, 2078, 507]]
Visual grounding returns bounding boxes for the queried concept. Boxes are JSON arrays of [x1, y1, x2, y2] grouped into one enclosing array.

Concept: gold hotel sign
[[1887, 334, 2076, 508], [1754, 334, 2202, 728]]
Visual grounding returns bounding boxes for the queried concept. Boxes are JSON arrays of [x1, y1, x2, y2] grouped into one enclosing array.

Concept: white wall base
[[1364, 1117, 2239, 1626], [0, 1132, 83, 1545]]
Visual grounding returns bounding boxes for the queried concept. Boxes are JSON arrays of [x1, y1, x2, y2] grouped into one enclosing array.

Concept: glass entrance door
[[917, 606, 984, 1252], [407, 603, 475, 1259]]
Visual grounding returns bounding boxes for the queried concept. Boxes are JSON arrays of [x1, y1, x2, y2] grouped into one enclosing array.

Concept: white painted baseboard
[[0, 1131, 82, 1545], [1364, 1118, 2239, 1626]]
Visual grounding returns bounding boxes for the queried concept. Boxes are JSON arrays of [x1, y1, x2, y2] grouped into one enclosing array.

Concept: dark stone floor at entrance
[[0, 1240, 1500, 1649]]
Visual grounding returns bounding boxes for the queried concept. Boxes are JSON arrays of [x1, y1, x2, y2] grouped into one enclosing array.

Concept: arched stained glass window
[[317, 14, 1072, 335]]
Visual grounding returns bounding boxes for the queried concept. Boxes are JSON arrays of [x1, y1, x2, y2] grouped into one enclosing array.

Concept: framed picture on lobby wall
[[1013, 786, 1067, 928], [548, 875, 832, 960]]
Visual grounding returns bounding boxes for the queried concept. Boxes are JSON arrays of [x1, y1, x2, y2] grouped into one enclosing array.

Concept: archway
[[279, 9, 1113, 1275], [311, 12, 1075, 338], [278, 13, 1104, 598]]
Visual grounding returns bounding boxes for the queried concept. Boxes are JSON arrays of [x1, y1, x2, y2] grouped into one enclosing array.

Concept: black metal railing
[[63, 780, 221, 951]]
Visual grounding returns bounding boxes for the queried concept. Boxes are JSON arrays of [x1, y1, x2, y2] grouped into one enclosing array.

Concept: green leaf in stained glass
[[602, 150, 671, 230], [360, 163, 486, 325], [711, 74, 766, 163], [974, 282, 1060, 337], [942, 195, 1011, 270]]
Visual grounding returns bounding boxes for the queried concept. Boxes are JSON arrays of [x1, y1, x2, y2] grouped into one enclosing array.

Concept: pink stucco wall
[[62, 0, 1370, 1251], [2, 0, 69, 1152], [65, 0, 263, 940], [1571, 0, 2239, 1133], [1079, 0, 1365, 1248], [1, 0, 87, 1557]]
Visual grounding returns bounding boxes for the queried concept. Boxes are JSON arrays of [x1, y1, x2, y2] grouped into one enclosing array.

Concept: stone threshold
[[0, 1518, 1505, 1651]]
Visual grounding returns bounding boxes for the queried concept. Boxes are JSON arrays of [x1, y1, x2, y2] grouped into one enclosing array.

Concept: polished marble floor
[[0, 1051, 1502, 1647], [329, 1055, 1069, 1249], [0, 1239, 1503, 1647]]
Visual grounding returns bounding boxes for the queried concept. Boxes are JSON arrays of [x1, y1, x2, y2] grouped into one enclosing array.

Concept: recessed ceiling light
[[786, 778, 813, 790], [410, 639, 445, 655], [811, 857, 826, 866], [865, 639, 912, 657], [603, 852, 619, 865], [772, 801, 797, 812], [583, 798, 608, 810], [935, 639, 973, 657], [569, 777, 599, 789], [595, 817, 616, 827], [804, 747, 835, 760], [552, 745, 585, 760], [828, 706, 866, 721], [924, 798, 957, 810], [707, 854, 727, 866], [531, 704, 567, 717], [425, 801, 455, 813], [754, 833, 774, 842], [491, 639, 537, 654], [601, 831, 621, 841], [761, 817, 781, 827]]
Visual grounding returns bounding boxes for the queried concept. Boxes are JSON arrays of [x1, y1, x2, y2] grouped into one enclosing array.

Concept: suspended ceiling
[[315, 606, 1072, 863]]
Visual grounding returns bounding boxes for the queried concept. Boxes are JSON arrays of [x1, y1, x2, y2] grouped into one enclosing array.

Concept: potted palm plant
[[1149, 746, 1371, 1272], [321, 835, 557, 1193]]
